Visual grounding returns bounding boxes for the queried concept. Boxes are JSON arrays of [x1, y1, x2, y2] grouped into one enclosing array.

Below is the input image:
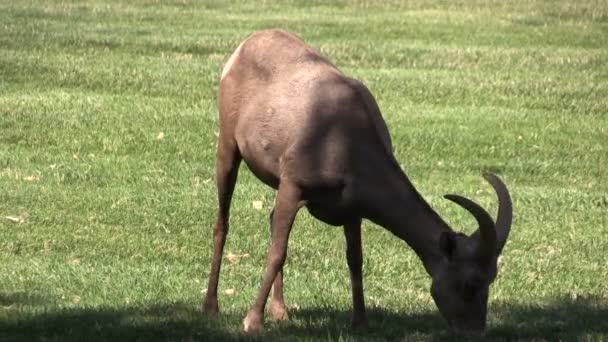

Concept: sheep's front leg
[[344, 218, 368, 329], [243, 182, 302, 334]]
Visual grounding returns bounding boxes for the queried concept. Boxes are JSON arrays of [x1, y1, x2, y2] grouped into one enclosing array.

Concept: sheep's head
[[430, 173, 512, 334]]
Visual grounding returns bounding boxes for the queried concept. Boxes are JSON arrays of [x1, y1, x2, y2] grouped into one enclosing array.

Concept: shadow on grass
[[0, 294, 606, 341], [0, 291, 51, 306], [0, 300, 239, 342]]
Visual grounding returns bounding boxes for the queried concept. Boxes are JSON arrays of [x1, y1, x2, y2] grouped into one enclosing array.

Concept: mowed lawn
[[1, 0, 607, 341]]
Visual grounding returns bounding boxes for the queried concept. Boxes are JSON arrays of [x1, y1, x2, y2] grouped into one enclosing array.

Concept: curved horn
[[444, 194, 497, 260], [483, 173, 513, 255]]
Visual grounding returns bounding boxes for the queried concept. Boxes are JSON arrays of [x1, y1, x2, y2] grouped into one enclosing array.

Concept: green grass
[[1, 0, 607, 341]]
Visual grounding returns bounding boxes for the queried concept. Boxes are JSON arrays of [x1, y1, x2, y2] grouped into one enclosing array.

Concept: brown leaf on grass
[[252, 200, 264, 210], [193, 177, 213, 188], [67, 258, 81, 265], [226, 253, 238, 264], [4, 216, 25, 224], [226, 252, 250, 264]]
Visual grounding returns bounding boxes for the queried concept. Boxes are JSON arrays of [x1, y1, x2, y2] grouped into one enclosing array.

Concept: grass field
[[1, 0, 607, 341]]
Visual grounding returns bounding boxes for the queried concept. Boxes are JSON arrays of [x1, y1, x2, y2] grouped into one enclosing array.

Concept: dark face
[[430, 232, 497, 334], [429, 172, 512, 334]]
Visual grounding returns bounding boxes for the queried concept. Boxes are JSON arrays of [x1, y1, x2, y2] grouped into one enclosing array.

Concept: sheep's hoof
[[243, 311, 264, 334], [269, 301, 289, 321]]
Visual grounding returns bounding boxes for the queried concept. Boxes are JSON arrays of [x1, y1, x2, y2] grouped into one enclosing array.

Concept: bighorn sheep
[[203, 29, 513, 334]]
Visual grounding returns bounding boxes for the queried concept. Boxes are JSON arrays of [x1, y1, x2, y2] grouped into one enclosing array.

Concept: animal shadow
[[0, 294, 606, 341]]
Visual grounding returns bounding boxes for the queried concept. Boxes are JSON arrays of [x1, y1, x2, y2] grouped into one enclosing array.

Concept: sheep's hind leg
[[268, 207, 290, 322], [203, 137, 241, 315]]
